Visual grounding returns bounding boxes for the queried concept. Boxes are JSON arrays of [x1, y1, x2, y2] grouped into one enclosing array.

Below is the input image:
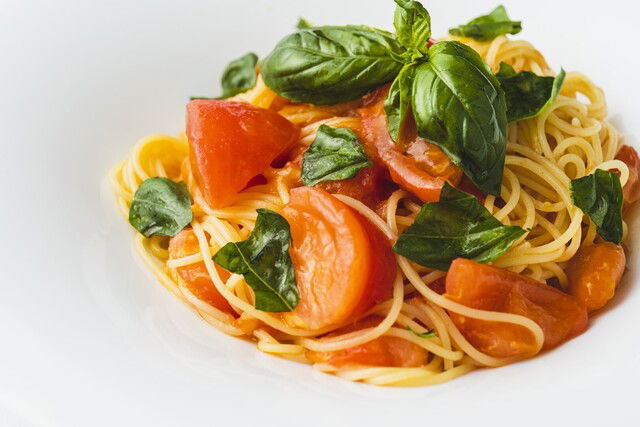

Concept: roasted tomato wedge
[[357, 88, 462, 202], [306, 316, 427, 367], [186, 100, 299, 208], [168, 229, 235, 315], [281, 187, 396, 330], [566, 243, 626, 312], [445, 259, 588, 358], [615, 145, 640, 206]]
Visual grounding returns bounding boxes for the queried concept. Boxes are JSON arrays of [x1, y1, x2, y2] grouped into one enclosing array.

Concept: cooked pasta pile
[[110, 34, 630, 386]]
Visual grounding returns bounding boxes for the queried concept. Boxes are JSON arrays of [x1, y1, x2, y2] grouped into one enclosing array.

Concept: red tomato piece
[[316, 164, 388, 208], [281, 187, 396, 330], [306, 316, 427, 367], [615, 145, 640, 206], [168, 229, 235, 315], [566, 243, 626, 312], [445, 259, 588, 358], [186, 100, 299, 208]]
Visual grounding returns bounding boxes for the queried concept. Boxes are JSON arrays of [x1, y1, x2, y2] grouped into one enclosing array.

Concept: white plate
[[2, 1, 639, 426]]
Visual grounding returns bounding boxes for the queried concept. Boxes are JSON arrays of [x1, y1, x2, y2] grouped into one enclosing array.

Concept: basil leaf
[[384, 63, 416, 142], [496, 63, 565, 122], [449, 5, 522, 41], [261, 26, 406, 105], [407, 326, 436, 338], [411, 41, 508, 196], [393, 183, 526, 270], [191, 52, 258, 101], [129, 177, 193, 238], [296, 17, 313, 29], [393, 0, 431, 57], [213, 209, 298, 312], [301, 125, 372, 186], [571, 170, 624, 244]]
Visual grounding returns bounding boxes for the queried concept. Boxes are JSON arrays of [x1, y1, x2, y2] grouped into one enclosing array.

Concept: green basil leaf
[[411, 41, 508, 196], [570, 170, 624, 244], [393, 183, 526, 270], [393, 0, 431, 56], [407, 326, 436, 338], [449, 5, 521, 41], [384, 63, 416, 142], [301, 125, 372, 186], [296, 17, 313, 29], [128, 177, 193, 238], [213, 209, 298, 312], [496, 62, 565, 122], [261, 26, 406, 105], [191, 52, 258, 100]]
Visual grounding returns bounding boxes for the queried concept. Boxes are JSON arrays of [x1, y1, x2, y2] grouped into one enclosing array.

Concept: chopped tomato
[[566, 243, 626, 312], [306, 316, 427, 367], [317, 164, 388, 208], [168, 229, 235, 315], [281, 187, 396, 330], [615, 145, 640, 206], [357, 87, 462, 202], [186, 100, 299, 208], [445, 259, 588, 358]]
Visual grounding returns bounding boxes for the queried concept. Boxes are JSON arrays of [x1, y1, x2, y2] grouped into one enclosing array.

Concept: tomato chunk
[[615, 145, 640, 206], [445, 259, 588, 358], [358, 88, 462, 202], [169, 229, 235, 315], [281, 187, 396, 330], [317, 164, 388, 208], [306, 316, 427, 367], [566, 243, 626, 312], [186, 100, 299, 208]]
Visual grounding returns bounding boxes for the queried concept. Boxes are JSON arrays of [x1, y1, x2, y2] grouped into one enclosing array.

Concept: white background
[[1, 1, 639, 426]]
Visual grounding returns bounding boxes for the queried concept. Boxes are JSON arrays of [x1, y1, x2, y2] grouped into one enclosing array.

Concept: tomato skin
[[168, 229, 235, 315], [281, 187, 396, 330], [567, 243, 626, 312], [445, 259, 588, 358], [306, 316, 427, 367], [357, 88, 462, 202], [186, 100, 299, 208], [316, 164, 388, 208], [615, 145, 640, 206]]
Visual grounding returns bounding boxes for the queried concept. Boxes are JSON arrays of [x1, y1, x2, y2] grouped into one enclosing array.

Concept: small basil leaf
[[213, 209, 298, 312], [449, 5, 521, 41], [496, 62, 566, 122], [407, 326, 436, 338], [129, 177, 193, 238], [384, 63, 416, 142], [261, 26, 406, 105], [393, 0, 431, 57], [296, 17, 313, 29], [571, 170, 624, 244], [393, 183, 526, 270], [218, 52, 259, 99], [411, 41, 508, 196], [301, 125, 372, 186]]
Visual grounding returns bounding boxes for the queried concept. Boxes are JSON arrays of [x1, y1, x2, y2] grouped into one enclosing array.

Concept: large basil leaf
[[261, 26, 406, 104], [191, 52, 258, 100], [393, 0, 431, 57], [129, 177, 193, 238], [496, 62, 566, 122], [393, 183, 526, 270], [449, 5, 521, 41], [213, 209, 298, 312], [301, 125, 372, 186], [571, 170, 624, 244], [411, 41, 507, 196], [384, 63, 416, 142]]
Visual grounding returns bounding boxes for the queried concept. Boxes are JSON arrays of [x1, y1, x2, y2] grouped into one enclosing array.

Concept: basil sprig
[[571, 170, 624, 244], [301, 125, 372, 186], [191, 52, 258, 100], [213, 209, 298, 312], [496, 62, 566, 122], [129, 177, 193, 238], [393, 183, 526, 270], [393, 0, 431, 58], [449, 5, 522, 41]]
